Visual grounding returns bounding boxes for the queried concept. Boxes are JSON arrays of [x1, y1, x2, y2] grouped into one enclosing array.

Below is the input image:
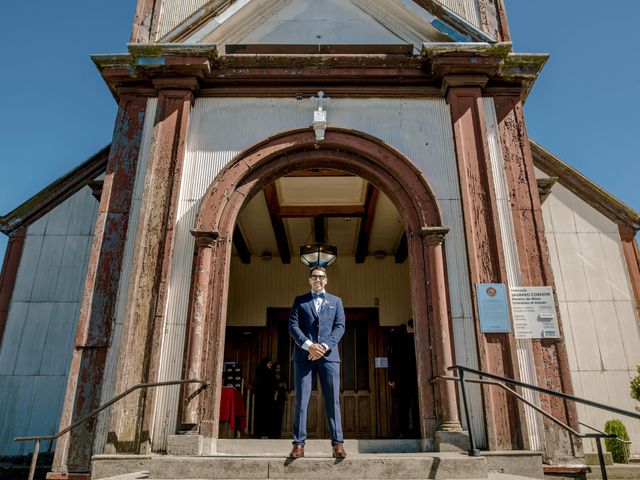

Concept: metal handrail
[[434, 365, 640, 480], [14, 378, 209, 480], [580, 421, 633, 464]]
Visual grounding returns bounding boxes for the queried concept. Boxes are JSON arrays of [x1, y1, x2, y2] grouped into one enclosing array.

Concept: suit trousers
[[292, 358, 343, 445]]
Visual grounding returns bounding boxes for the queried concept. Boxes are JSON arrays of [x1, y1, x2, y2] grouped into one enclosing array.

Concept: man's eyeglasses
[[310, 275, 326, 280]]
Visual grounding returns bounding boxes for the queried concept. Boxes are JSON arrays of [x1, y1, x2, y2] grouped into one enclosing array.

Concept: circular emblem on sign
[[486, 287, 497, 297]]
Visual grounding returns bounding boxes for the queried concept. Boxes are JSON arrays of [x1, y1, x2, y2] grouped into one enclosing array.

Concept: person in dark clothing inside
[[270, 361, 289, 439], [388, 319, 419, 438], [254, 357, 275, 438]]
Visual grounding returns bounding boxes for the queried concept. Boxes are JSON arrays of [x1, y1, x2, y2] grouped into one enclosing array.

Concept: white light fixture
[[311, 91, 331, 142]]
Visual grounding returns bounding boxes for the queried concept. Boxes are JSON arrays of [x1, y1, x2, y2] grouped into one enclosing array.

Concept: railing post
[[27, 439, 39, 480], [458, 369, 479, 456], [595, 436, 608, 480]]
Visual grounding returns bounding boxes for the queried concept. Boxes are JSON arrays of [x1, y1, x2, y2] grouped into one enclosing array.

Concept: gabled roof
[[0, 146, 110, 235], [158, 0, 494, 50], [530, 140, 640, 231]]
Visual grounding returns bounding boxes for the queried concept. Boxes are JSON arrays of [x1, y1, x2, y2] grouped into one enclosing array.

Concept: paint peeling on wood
[[52, 96, 147, 475]]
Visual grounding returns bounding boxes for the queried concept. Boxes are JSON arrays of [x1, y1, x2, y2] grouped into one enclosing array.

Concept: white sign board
[[509, 286, 560, 339], [374, 357, 388, 368]]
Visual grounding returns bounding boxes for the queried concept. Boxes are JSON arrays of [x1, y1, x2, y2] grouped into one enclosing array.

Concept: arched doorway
[[180, 127, 462, 445]]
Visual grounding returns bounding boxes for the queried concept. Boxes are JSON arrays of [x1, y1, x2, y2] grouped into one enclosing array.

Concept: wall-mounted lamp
[[311, 91, 331, 142]]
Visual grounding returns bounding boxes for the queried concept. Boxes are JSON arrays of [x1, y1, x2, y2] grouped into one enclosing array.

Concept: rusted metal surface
[[0, 227, 25, 344], [105, 87, 194, 455], [448, 85, 523, 451], [187, 128, 455, 444], [52, 96, 148, 474], [493, 94, 580, 462]]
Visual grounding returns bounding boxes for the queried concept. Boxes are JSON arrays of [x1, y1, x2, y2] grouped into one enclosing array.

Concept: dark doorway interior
[[224, 308, 408, 438]]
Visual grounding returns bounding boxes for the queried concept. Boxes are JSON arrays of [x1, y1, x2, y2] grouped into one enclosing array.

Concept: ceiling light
[[300, 243, 337, 268]]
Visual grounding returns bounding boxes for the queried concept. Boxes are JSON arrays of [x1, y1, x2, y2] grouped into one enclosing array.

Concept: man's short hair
[[309, 266, 327, 276]]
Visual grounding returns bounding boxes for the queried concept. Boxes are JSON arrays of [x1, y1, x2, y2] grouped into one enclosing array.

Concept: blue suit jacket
[[289, 292, 346, 363]]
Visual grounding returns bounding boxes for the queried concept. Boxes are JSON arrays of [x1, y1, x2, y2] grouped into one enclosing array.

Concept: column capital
[[442, 74, 489, 95], [152, 76, 200, 94], [421, 226, 450, 246], [191, 229, 220, 248]]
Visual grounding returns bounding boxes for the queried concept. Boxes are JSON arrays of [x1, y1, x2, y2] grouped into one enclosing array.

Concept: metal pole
[[27, 439, 39, 480], [595, 436, 608, 480], [459, 369, 479, 456]]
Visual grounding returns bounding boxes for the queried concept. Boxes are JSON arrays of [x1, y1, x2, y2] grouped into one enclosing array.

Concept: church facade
[[1, 0, 639, 477]]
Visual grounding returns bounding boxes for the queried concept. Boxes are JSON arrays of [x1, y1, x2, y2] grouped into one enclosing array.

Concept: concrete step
[[215, 439, 424, 455], [93, 471, 539, 480], [93, 453, 489, 480], [586, 463, 640, 479]]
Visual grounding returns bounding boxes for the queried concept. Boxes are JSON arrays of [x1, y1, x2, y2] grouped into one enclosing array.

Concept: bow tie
[[313, 292, 325, 299]]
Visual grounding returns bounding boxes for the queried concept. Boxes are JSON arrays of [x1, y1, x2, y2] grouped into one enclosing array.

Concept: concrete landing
[[94, 471, 540, 480], [92, 452, 488, 480], [215, 438, 425, 455]]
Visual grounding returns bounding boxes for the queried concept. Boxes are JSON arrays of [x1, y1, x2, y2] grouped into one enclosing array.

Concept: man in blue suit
[[288, 266, 347, 459]]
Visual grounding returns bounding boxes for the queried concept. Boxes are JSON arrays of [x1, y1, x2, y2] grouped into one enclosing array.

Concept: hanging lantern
[[299, 243, 337, 268]]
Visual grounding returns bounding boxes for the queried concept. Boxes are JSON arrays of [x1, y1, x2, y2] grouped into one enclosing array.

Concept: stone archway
[[181, 127, 463, 448]]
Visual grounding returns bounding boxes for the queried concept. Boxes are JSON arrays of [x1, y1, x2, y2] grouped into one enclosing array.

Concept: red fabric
[[219, 386, 246, 432]]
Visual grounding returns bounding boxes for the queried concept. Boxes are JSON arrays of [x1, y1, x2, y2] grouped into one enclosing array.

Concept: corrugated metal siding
[[437, 0, 482, 28], [0, 187, 99, 455], [542, 181, 640, 454], [93, 98, 158, 455], [152, 97, 486, 448], [156, 0, 209, 39], [483, 98, 544, 451]]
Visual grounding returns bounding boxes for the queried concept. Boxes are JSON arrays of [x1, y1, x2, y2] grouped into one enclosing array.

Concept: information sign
[[476, 283, 511, 333], [510, 286, 560, 339]]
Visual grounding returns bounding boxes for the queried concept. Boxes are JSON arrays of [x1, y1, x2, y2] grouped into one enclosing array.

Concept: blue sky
[[0, 0, 638, 260]]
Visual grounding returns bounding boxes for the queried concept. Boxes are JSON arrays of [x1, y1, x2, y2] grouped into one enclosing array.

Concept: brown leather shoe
[[332, 443, 347, 458], [289, 444, 304, 459]]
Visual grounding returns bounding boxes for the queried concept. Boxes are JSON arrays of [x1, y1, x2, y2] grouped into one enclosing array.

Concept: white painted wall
[[541, 179, 640, 454], [151, 97, 486, 450], [0, 187, 99, 456]]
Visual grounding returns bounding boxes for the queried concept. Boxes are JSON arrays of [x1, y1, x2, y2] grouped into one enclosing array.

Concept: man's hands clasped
[[308, 343, 326, 361]]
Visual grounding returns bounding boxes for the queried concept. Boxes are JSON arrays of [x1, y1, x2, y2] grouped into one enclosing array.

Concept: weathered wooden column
[[0, 227, 26, 344], [181, 231, 218, 427], [53, 95, 148, 475], [446, 78, 524, 450], [106, 81, 195, 454], [194, 230, 234, 452], [423, 227, 462, 433], [494, 94, 580, 460]]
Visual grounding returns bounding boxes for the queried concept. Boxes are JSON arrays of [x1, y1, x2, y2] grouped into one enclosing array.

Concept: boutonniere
[[323, 299, 331, 306]]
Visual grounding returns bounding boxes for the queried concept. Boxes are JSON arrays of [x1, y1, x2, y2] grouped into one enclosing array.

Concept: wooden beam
[[395, 232, 408, 264], [314, 216, 325, 243], [233, 225, 251, 264], [355, 185, 380, 263], [263, 183, 291, 264], [279, 205, 365, 218]]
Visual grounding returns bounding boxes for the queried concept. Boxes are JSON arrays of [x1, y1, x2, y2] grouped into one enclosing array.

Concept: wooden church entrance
[[225, 308, 396, 439]]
